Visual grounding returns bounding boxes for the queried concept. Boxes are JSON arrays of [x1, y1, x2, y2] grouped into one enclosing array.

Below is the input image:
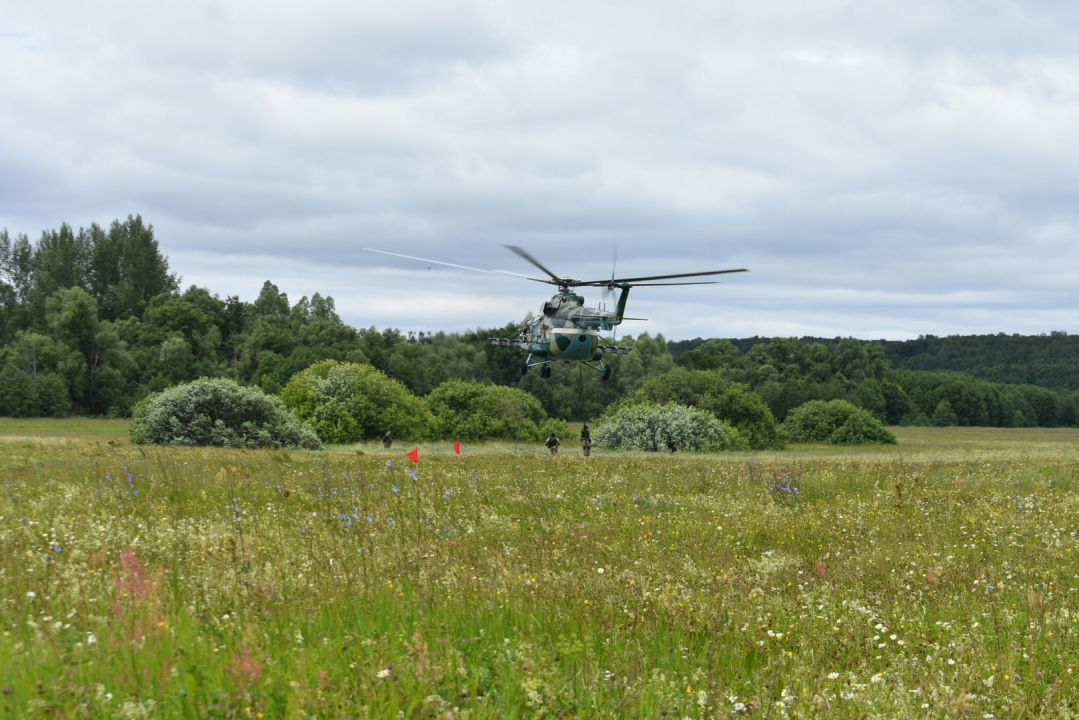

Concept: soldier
[[666, 433, 677, 454], [546, 433, 560, 456], [580, 424, 592, 457], [382, 431, 393, 450]]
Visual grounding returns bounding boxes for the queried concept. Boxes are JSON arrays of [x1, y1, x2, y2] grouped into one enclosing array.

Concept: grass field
[[2, 424, 1079, 718]]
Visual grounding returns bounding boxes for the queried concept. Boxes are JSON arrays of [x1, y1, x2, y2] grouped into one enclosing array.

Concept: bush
[[593, 402, 745, 452], [280, 361, 432, 444], [784, 399, 897, 445], [129, 378, 321, 449], [633, 371, 781, 449], [427, 380, 552, 441]]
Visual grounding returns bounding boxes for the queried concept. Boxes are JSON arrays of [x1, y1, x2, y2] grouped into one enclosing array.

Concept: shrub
[[633, 370, 781, 449], [426, 380, 548, 441], [784, 399, 897, 445], [129, 378, 321, 449], [280, 361, 432, 444], [593, 402, 745, 452]]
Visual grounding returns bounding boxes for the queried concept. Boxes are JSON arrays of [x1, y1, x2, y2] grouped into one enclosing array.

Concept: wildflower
[[26, 591, 35, 598], [366, 517, 373, 522], [948, 659, 956, 665], [828, 673, 839, 679], [890, 634, 897, 640], [392, 486, 399, 493], [377, 669, 390, 678], [385, 460, 392, 467], [598, 568, 604, 574], [871, 674, 882, 683]]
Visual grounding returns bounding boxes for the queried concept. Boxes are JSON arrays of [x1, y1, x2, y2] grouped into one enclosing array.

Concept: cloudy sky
[[3, 0, 1078, 340]]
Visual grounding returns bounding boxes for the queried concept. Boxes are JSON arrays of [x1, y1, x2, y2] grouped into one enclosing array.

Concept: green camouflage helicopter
[[361, 245, 747, 381]]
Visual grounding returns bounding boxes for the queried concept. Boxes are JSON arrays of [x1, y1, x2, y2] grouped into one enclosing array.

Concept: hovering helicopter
[[361, 245, 747, 381]]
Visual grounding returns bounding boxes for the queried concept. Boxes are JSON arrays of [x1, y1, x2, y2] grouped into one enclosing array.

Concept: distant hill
[[669, 332, 1079, 391]]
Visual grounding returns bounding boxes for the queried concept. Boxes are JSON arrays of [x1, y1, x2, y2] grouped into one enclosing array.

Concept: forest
[[2, 215, 1077, 430]]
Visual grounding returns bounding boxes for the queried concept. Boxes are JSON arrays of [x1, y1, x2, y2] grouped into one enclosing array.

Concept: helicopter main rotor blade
[[502, 245, 564, 284], [577, 268, 748, 285], [360, 247, 545, 282], [624, 281, 721, 286]]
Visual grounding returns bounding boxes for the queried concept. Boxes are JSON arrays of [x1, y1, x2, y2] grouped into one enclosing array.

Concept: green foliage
[[784, 399, 897, 445], [879, 330, 1079, 390], [628, 369, 780, 449], [4, 216, 1079, 433], [672, 338, 742, 371], [931, 399, 960, 427], [426, 380, 548, 441], [281, 361, 432, 444], [700, 383, 782, 450], [593, 402, 744, 452], [129, 377, 321, 449]]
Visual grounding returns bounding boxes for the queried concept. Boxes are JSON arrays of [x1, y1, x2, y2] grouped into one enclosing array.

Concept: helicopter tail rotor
[[600, 246, 618, 305]]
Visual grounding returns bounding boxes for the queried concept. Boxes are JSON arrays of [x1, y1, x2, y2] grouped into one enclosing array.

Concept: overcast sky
[[3, 0, 1078, 340]]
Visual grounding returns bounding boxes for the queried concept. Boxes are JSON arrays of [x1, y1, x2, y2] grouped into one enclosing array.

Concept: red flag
[[453, 442, 460, 454], [407, 447, 419, 463]]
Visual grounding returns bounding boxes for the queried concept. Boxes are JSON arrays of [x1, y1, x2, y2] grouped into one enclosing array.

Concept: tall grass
[[1, 434, 1078, 717]]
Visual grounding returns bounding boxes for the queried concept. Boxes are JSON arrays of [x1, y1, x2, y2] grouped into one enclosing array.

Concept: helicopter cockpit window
[[543, 300, 560, 317]]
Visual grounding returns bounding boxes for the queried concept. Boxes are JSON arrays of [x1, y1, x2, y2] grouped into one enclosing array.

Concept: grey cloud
[[1, 0, 1077, 339]]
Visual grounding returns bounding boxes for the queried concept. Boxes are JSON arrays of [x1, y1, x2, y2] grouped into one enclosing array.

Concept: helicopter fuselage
[[489, 284, 632, 366]]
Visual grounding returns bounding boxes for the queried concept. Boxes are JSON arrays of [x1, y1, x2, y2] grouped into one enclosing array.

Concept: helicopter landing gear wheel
[[601, 365, 612, 381], [520, 356, 529, 376]]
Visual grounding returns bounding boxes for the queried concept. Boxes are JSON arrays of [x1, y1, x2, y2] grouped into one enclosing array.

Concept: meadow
[[2, 425, 1079, 718]]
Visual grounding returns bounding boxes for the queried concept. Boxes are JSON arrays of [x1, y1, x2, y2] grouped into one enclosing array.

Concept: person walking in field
[[666, 433, 677, 454], [382, 431, 393, 450], [546, 433, 560, 456], [580, 424, 591, 457]]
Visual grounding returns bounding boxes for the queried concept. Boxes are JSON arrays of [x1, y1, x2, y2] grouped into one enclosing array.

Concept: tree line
[[1, 215, 1076, 429]]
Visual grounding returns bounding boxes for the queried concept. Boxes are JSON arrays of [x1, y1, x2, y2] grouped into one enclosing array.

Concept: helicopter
[[361, 245, 747, 381]]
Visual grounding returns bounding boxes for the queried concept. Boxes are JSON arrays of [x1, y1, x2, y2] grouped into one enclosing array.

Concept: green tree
[[29, 223, 91, 325], [253, 281, 290, 327], [833, 337, 872, 382], [931, 399, 960, 427], [0, 363, 37, 417], [674, 338, 742, 371], [45, 287, 128, 413], [88, 215, 180, 321], [700, 383, 781, 450]]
